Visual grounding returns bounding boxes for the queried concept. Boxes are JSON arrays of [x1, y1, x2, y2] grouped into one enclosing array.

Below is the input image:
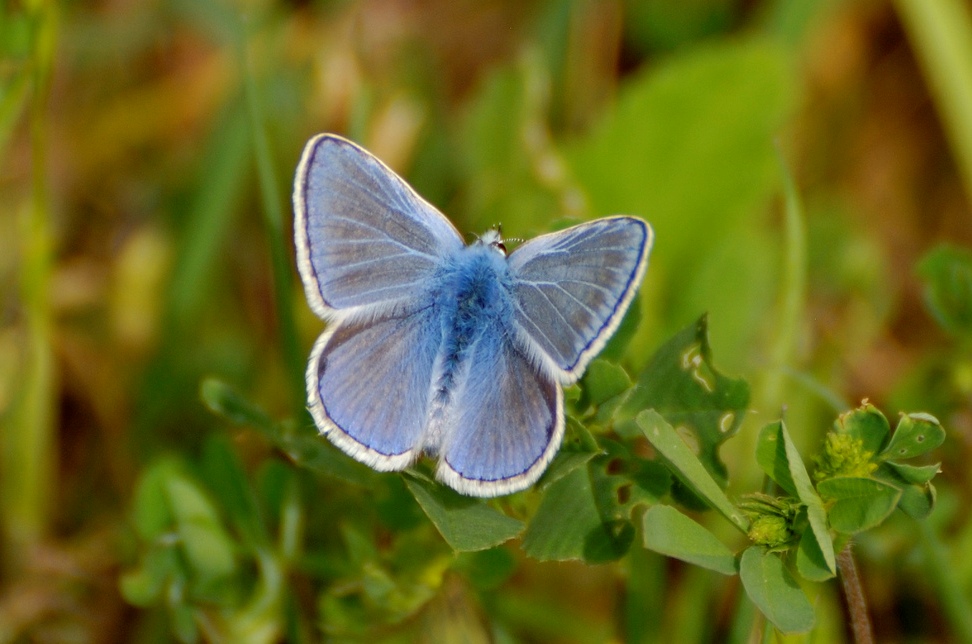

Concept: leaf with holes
[[524, 447, 668, 563], [523, 466, 631, 562], [618, 315, 749, 488], [880, 413, 945, 460], [637, 410, 748, 534]]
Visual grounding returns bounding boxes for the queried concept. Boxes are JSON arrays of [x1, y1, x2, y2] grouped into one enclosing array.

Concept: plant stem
[[837, 545, 873, 644], [760, 145, 806, 412], [4, 0, 58, 558], [894, 0, 972, 204], [239, 25, 306, 416]]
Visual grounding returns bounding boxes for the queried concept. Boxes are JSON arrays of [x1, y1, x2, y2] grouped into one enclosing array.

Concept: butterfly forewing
[[294, 135, 463, 318], [508, 217, 651, 383]]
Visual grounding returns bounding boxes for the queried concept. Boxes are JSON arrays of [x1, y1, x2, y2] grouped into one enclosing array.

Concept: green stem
[[894, 0, 972, 204], [5, 0, 58, 556], [278, 473, 303, 563], [0, 66, 30, 157], [239, 28, 305, 415], [760, 146, 806, 411], [917, 520, 972, 644]]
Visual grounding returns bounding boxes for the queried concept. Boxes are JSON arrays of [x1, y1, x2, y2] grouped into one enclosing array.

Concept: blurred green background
[[3, 0, 972, 641]]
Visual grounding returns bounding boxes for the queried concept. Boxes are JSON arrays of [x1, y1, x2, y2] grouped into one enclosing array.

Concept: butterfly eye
[[493, 224, 507, 255], [479, 228, 507, 256]]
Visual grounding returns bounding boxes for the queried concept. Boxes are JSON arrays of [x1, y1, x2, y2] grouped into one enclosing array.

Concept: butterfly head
[[477, 227, 508, 256]]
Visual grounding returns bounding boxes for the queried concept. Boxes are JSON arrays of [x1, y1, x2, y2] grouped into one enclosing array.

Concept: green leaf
[[642, 505, 737, 575], [881, 412, 945, 460], [537, 448, 599, 492], [120, 547, 181, 606], [590, 439, 670, 511], [755, 422, 797, 496], [917, 244, 972, 336], [834, 402, 890, 455], [897, 482, 937, 520], [404, 476, 523, 552], [523, 467, 595, 561], [536, 419, 601, 491], [885, 461, 941, 485], [795, 528, 836, 582], [523, 466, 632, 562], [199, 435, 270, 549], [525, 436, 667, 563], [739, 547, 815, 634], [874, 461, 938, 519], [625, 458, 674, 508], [758, 421, 835, 575], [201, 377, 378, 487], [582, 359, 633, 408], [321, 525, 451, 635], [619, 315, 750, 486], [636, 410, 749, 534], [816, 477, 902, 534], [165, 473, 239, 584], [200, 377, 275, 433], [583, 520, 636, 564], [778, 420, 837, 573], [279, 432, 379, 487], [131, 458, 181, 540], [373, 476, 427, 532]]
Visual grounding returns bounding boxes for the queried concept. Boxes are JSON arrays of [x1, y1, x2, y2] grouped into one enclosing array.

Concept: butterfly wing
[[294, 134, 464, 319], [507, 216, 652, 383], [307, 306, 442, 471], [436, 329, 563, 497]]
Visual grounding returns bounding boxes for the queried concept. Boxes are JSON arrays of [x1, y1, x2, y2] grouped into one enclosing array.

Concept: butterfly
[[294, 134, 653, 497]]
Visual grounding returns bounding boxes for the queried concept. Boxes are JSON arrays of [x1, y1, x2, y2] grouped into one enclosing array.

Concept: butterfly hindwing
[[436, 330, 564, 498], [508, 217, 652, 383], [307, 306, 442, 471], [294, 134, 463, 318]]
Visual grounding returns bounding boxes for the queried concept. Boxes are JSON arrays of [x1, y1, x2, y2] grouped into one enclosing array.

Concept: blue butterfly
[[294, 134, 653, 497]]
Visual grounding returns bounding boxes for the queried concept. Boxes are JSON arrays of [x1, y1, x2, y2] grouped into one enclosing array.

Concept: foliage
[[4, 0, 972, 641], [126, 315, 946, 637]]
